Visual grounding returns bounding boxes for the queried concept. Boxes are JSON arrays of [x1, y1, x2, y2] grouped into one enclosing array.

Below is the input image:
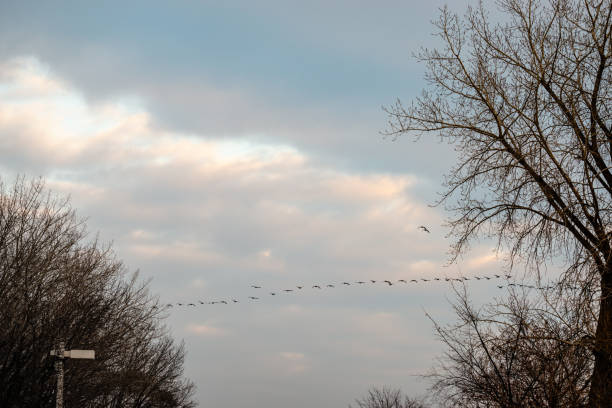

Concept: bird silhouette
[[370, 280, 377, 283], [313, 285, 321, 289], [494, 274, 501, 278], [384, 280, 393, 286], [177, 303, 183, 306], [270, 292, 276, 296], [411, 279, 418, 283], [251, 285, 261, 289], [167, 304, 173, 308], [232, 299, 239, 303], [484, 276, 491, 280], [505, 275, 512, 278], [356, 281, 366, 284], [444, 278, 450, 281], [398, 279, 407, 283], [283, 289, 293, 292], [297, 286, 303, 289], [418, 225, 430, 233], [343, 282, 351, 285], [421, 279, 430, 282], [199, 301, 205, 304], [475, 277, 481, 280], [462, 277, 469, 280], [497, 285, 503, 289], [327, 284, 335, 288], [220, 300, 228, 304], [248, 296, 259, 300], [434, 278, 440, 281], [188, 303, 196, 306]]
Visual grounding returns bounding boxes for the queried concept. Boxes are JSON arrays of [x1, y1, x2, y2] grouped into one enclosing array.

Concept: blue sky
[[0, 1, 512, 407]]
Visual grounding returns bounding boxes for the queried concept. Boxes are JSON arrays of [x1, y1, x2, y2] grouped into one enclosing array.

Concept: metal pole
[[50, 342, 94, 407], [55, 341, 64, 408]]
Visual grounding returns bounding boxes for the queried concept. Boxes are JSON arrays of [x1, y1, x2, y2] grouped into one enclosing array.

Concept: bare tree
[[0, 177, 195, 407], [386, 0, 612, 405], [350, 387, 428, 408], [429, 286, 594, 407]]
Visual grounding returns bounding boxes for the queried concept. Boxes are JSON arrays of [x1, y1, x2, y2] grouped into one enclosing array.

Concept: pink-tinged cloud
[[186, 323, 228, 337]]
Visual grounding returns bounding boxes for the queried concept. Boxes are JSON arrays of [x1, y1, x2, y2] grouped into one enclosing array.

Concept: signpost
[[50, 342, 95, 408]]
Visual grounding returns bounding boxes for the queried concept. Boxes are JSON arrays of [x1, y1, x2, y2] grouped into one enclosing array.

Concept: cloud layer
[[0, 53, 505, 408]]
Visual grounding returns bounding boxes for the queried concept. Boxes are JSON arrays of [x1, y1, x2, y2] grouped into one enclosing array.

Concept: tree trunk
[[589, 268, 612, 407]]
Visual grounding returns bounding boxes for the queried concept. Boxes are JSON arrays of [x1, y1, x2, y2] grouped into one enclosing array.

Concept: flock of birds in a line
[[159, 274, 580, 309], [158, 226, 581, 310]]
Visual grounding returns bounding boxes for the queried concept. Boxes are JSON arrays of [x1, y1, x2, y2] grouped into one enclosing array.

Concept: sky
[[0, 1, 511, 407]]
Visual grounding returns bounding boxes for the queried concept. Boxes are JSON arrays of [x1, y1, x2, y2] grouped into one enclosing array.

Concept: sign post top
[[66, 350, 95, 359], [50, 349, 95, 360]]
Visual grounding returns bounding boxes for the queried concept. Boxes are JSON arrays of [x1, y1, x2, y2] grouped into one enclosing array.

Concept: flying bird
[[484, 276, 491, 280], [343, 282, 351, 285], [434, 278, 440, 281], [384, 280, 393, 286], [297, 286, 303, 289], [251, 285, 261, 289], [497, 285, 503, 289], [327, 284, 335, 288], [418, 225, 430, 233], [198, 301, 205, 304], [248, 296, 259, 300], [411, 279, 418, 283], [270, 292, 276, 296], [356, 281, 366, 284], [370, 280, 377, 283], [421, 278, 430, 282], [177, 303, 183, 306], [188, 303, 196, 306], [220, 300, 228, 304], [232, 299, 239, 303], [283, 289, 293, 292], [313, 285, 321, 289], [494, 274, 501, 278]]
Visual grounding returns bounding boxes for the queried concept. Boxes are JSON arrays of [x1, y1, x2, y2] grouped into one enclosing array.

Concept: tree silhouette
[[0, 177, 195, 407], [350, 387, 427, 408], [387, 1, 612, 405], [429, 287, 593, 407]]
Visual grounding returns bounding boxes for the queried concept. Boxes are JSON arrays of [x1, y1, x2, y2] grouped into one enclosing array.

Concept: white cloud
[[465, 248, 506, 270], [278, 352, 308, 374], [186, 323, 228, 337], [0, 57, 66, 96], [0, 57, 446, 282], [128, 229, 159, 241], [279, 351, 305, 361]]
